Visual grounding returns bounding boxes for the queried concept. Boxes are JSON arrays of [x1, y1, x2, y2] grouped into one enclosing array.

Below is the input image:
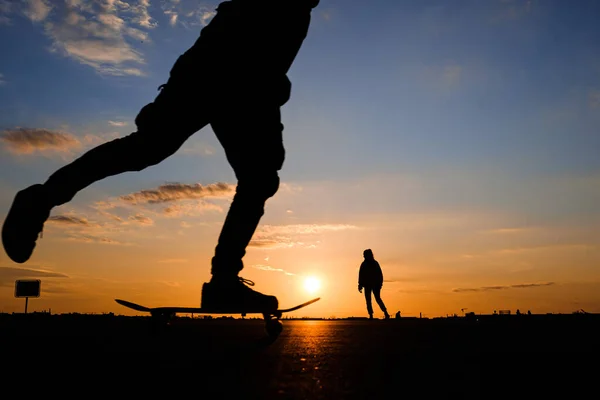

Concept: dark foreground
[[2, 314, 598, 398]]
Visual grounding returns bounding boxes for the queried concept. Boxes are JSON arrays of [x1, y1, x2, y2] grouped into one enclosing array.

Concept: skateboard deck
[[115, 297, 320, 316], [115, 297, 320, 338]]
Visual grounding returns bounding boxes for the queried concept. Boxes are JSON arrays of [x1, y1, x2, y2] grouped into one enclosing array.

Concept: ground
[[2, 314, 597, 398]]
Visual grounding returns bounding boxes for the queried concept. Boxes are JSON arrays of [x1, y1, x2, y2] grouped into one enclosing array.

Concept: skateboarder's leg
[[200, 102, 284, 312], [2, 80, 209, 264], [45, 90, 208, 206]]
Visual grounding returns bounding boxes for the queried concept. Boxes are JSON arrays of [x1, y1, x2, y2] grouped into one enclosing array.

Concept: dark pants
[[364, 287, 388, 315], [42, 1, 315, 276]]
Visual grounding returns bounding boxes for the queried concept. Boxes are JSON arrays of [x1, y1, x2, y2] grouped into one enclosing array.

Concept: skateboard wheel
[[265, 320, 283, 338]]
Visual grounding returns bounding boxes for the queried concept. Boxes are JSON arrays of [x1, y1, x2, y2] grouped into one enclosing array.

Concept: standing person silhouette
[[358, 249, 390, 319], [1, 0, 320, 314]]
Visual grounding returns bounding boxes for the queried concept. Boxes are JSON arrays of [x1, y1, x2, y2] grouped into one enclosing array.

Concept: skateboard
[[115, 297, 320, 338]]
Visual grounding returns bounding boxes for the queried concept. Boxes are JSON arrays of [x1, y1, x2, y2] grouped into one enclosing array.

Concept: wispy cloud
[[127, 213, 153, 226], [1, 0, 156, 76], [93, 182, 231, 219], [119, 182, 235, 205], [496, 244, 594, 255], [258, 224, 358, 235], [0, 266, 69, 280], [1, 128, 81, 154], [66, 233, 133, 246], [249, 223, 358, 249], [23, 0, 53, 22], [161, 0, 216, 29], [108, 120, 128, 127], [251, 264, 295, 276], [453, 282, 555, 293], [0, 127, 117, 158], [161, 201, 224, 217], [48, 214, 100, 227]]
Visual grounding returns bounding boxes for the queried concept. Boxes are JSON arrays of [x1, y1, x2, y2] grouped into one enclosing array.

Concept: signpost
[[14, 279, 41, 313]]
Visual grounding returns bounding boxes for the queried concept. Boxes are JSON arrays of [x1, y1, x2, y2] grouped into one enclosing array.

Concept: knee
[[236, 172, 280, 201]]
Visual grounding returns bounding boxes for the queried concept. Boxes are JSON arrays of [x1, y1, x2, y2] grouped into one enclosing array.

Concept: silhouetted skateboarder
[[358, 249, 390, 319], [1, 0, 320, 314]]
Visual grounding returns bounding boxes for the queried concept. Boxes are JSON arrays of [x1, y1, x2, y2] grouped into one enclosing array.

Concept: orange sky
[[2, 174, 599, 318]]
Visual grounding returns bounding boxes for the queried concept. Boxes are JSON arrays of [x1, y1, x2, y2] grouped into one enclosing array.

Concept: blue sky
[[0, 0, 599, 317]]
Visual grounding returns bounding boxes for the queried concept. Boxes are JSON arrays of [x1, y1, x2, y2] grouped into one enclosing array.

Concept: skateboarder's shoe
[[2, 184, 53, 263], [201, 276, 278, 314]]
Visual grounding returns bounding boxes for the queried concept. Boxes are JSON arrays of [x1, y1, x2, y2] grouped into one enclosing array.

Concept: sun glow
[[303, 276, 321, 294]]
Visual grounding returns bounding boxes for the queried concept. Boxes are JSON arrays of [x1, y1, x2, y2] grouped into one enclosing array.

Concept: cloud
[[162, 201, 224, 216], [0, 266, 69, 280], [1, 0, 157, 76], [453, 282, 555, 293], [127, 213, 153, 225], [1, 127, 121, 159], [119, 182, 235, 205], [251, 264, 295, 276], [160, 281, 180, 287], [162, 0, 216, 29], [248, 239, 302, 249], [249, 223, 358, 249], [108, 120, 128, 127], [257, 224, 358, 235], [22, 0, 52, 22], [1, 128, 81, 154], [48, 214, 100, 227], [180, 141, 216, 156], [93, 182, 231, 220], [24, 0, 53, 22], [66, 233, 132, 245], [496, 244, 593, 255]]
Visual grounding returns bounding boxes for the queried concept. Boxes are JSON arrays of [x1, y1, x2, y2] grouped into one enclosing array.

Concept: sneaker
[[201, 276, 278, 314], [2, 184, 53, 263]]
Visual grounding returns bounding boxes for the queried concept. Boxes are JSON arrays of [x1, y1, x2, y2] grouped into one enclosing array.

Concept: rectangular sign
[[15, 279, 41, 298]]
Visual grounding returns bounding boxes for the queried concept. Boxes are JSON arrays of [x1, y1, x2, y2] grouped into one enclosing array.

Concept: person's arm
[[358, 262, 364, 292]]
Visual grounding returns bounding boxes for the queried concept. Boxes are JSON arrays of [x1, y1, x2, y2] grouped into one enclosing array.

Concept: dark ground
[[2, 313, 598, 399]]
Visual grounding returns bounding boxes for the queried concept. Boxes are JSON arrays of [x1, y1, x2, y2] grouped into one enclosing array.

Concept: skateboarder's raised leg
[[1, 77, 209, 264]]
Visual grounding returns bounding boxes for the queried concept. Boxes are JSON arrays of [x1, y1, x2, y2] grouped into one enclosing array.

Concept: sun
[[303, 276, 321, 294]]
